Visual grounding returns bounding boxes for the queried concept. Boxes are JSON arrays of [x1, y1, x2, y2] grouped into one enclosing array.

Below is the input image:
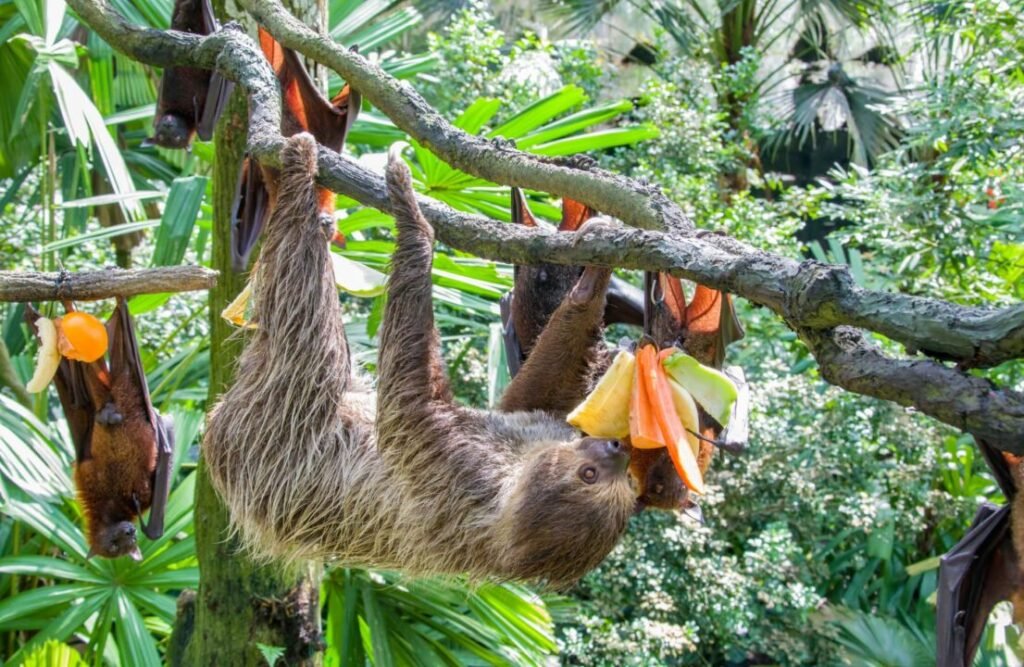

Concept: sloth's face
[[497, 437, 635, 588]]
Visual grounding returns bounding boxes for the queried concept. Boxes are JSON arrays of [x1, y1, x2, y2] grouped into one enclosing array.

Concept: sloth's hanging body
[[205, 134, 636, 588]]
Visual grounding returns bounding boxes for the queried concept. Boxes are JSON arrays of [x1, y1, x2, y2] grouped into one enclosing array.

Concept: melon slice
[[567, 349, 635, 439], [662, 351, 738, 427]]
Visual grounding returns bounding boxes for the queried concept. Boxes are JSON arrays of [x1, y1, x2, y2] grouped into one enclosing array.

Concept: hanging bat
[[148, 0, 234, 149], [936, 440, 1023, 667], [27, 299, 173, 560], [500, 187, 644, 376], [229, 28, 361, 271]]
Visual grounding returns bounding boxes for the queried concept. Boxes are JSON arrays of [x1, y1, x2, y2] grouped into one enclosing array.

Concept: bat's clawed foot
[[96, 402, 124, 426], [221, 20, 244, 33]]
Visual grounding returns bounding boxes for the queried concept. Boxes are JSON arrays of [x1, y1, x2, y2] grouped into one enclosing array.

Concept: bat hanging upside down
[[147, 0, 234, 149], [27, 299, 173, 560]]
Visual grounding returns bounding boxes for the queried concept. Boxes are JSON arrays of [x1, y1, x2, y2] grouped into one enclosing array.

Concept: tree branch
[[0, 267, 219, 302], [60, 0, 1024, 451]]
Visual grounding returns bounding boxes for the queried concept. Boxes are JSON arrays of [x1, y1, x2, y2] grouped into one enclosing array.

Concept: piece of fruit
[[629, 345, 666, 449], [57, 311, 108, 362], [667, 379, 701, 458], [664, 431, 705, 496], [331, 252, 386, 297], [567, 349, 635, 439], [26, 317, 61, 393], [662, 351, 738, 427], [222, 282, 256, 328], [641, 346, 705, 494]]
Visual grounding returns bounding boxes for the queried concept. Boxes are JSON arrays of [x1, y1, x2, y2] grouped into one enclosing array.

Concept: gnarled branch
[[0, 267, 219, 302]]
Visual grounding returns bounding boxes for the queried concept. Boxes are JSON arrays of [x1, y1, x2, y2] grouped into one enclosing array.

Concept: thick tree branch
[[241, 0, 692, 233], [800, 327, 1024, 453], [61, 0, 1024, 451], [0, 267, 218, 301]]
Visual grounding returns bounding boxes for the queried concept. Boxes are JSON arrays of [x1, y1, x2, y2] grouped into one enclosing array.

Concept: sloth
[[204, 133, 637, 587]]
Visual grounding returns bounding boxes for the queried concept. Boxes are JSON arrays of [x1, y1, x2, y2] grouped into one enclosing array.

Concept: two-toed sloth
[[205, 134, 637, 587]]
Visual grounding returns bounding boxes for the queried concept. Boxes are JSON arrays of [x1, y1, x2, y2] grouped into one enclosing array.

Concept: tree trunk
[[170, 7, 325, 658]]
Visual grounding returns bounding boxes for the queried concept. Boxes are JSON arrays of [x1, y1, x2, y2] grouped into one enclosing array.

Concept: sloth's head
[[498, 436, 635, 588]]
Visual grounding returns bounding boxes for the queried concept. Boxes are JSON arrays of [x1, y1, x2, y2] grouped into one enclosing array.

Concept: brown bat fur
[[1010, 455, 1024, 624], [76, 364, 158, 557], [151, 0, 215, 148], [205, 134, 636, 587]]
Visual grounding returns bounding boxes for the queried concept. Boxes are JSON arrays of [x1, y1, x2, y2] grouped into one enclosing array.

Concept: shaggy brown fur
[[205, 134, 636, 587]]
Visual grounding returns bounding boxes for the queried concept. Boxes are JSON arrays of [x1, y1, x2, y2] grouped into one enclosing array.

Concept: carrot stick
[[630, 346, 666, 449], [644, 346, 706, 495]]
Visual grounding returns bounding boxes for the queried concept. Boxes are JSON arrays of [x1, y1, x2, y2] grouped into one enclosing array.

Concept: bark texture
[[61, 0, 1024, 447]]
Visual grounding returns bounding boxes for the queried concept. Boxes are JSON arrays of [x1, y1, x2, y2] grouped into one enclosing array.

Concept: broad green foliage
[[1, 0, 1022, 664], [323, 569, 561, 666]]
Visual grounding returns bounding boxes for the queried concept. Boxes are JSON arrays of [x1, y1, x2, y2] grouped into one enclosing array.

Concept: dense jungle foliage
[[0, 0, 1022, 663]]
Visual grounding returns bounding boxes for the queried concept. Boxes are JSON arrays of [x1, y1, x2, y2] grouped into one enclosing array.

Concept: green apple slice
[[331, 253, 387, 297], [662, 351, 738, 427]]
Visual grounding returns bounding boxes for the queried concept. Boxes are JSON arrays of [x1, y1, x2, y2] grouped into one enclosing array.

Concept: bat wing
[[25, 305, 101, 463], [936, 502, 1015, 667], [559, 197, 594, 232], [511, 187, 538, 227], [259, 28, 361, 150], [605, 276, 644, 327], [643, 272, 686, 346], [193, 0, 233, 142], [978, 439, 1016, 499], [231, 157, 271, 272], [196, 73, 234, 142], [108, 298, 172, 540], [683, 285, 744, 369], [499, 292, 524, 378]]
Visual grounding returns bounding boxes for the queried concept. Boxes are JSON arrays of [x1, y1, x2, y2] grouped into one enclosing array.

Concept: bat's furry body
[[74, 366, 158, 555], [206, 134, 635, 587], [29, 300, 172, 559], [151, 0, 228, 149]]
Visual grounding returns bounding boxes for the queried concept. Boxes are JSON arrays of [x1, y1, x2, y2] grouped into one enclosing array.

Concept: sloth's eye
[[579, 466, 599, 484]]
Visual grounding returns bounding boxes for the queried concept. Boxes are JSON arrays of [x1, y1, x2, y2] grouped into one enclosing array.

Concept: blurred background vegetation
[[0, 0, 1022, 663]]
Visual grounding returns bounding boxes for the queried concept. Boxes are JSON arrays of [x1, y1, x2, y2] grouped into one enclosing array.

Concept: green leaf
[[361, 584, 394, 667], [488, 86, 588, 139], [43, 219, 160, 252], [114, 590, 161, 667], [152, 176, 207, 266], [528, 125, 661, 156], [4, 499, 88, 560], [0, 556, 104, 583], [516, 100, 634, 149], [256, 643, 286, 666], [0, 583, 96, 626], [20, 639, 86, 667], [48, 63, 141, 219], [9, 596, 106, 666]]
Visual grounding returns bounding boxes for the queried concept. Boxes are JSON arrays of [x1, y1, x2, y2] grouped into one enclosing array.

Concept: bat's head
[[150, 114, 193, 150], [629, 447, 690, 512], [496, 436, 635, 588], [89, 521, 142, 561]]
